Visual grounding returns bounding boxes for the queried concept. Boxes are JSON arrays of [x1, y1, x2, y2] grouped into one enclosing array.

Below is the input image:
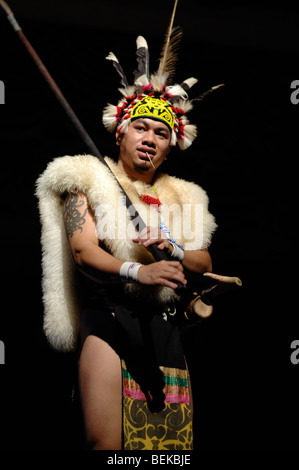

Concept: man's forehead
[[132, 118, 170, 133]]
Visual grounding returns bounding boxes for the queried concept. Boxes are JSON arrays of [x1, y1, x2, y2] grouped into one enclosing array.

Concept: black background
[[0, 0, 298, 450]]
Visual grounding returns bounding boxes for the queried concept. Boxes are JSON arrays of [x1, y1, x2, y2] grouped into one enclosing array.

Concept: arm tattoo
[[64, 193, 88, 238]]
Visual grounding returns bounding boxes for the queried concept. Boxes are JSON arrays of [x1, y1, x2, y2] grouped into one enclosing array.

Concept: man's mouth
[[137, 148, 156, 161]]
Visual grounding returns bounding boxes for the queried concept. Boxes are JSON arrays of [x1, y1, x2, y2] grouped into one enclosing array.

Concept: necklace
[[137, 184, 184, 250], [138, 185, 162, 209]]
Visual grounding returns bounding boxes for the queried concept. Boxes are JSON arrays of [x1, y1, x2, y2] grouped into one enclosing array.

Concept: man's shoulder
[[36, 154, 116, 200], [47, 153, 108, 170], [38, 154, 115, 183]]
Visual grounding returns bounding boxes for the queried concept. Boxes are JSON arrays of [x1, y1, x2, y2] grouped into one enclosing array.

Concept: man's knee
[[86, 434, 121, 450]]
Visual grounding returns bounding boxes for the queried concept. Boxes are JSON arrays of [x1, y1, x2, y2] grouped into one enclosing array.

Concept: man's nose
[[142, 130, 155, 146]]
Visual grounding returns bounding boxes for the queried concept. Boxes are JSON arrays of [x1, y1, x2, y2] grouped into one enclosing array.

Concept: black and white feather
[[106, 52, 129, 88], [134, 36, 150, 82], [192, 84, 224, 102]]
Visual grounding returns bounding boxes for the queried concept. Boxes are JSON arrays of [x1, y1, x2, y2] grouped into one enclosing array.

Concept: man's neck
[[117, 159, 155, 184]]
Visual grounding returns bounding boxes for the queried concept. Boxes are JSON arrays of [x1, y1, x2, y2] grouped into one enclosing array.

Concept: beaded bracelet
[[119, 262, 143, 282]]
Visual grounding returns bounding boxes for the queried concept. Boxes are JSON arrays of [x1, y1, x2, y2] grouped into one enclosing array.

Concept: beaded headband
[[130, 96, 175, 131], [102, 1, 223, 151]]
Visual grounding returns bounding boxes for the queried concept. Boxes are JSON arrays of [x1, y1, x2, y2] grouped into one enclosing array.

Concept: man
[[36, 35, 217, 450]]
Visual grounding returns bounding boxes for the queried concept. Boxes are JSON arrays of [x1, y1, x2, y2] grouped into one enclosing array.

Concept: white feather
[[102, 104, 118, 132], [170, 129, 177, 146], [136, 35, 148, 49], [106, 51, 119, 62], [178, 124, 197, 150], [212, 83, 224, 90], [134, 74, 150, 88], [118, 118, 131, 135], [173, 98, 193, 113], [167, 84, 188, 99], [118, 86, 136, 97], [151, 71, 168, 91], [182, 77, 198, 89]]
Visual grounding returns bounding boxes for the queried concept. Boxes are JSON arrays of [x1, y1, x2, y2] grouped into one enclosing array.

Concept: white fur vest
[[35, 154, 217, 351]]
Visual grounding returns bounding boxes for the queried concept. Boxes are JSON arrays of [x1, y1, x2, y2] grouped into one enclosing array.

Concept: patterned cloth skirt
[[78, 278, 193, 450], [122, 361, 193, 450]]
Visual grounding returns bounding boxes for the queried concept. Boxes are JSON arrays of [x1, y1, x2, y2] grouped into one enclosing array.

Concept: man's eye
[[157, 132, 167, 139]]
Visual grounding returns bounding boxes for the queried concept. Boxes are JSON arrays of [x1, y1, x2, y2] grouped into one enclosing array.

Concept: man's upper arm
[[64, 192, 98, 257]]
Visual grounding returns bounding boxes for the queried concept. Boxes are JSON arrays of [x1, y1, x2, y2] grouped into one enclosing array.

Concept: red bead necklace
[[138, 185, 162, 209]]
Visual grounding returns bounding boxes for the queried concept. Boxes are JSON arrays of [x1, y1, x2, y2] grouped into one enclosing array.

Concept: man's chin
[[134, 160, 152, 172]]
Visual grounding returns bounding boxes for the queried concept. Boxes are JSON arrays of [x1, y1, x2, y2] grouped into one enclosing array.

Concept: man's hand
[[137, 260, 187, 289], [132, 226, 213, 277], [133, 227, 186, 288], [132, 227, 173, 255]]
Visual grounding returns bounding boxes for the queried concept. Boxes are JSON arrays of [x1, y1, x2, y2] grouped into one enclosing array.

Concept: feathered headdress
[[102, 0, 223, 150]]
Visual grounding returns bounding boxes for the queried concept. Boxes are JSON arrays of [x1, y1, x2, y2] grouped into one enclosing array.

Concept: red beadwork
[[139, 194, 162, 207], [173, 107, 186, 116]]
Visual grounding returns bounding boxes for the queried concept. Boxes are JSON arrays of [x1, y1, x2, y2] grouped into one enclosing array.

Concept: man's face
[[117, 118, 171, 179]]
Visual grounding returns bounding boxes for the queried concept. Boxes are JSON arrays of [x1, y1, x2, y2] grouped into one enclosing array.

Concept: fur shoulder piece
[[35, 154, 125, 352], [35, 154, 217, 352], [154, 173, 217, 250]]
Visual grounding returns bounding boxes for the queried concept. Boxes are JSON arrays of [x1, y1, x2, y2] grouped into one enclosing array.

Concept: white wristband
[[119, 262, 143, 282], [170, 243, 184, 261]]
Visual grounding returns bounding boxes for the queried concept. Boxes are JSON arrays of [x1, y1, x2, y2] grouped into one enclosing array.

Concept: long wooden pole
[[0, 0, 175, 266]]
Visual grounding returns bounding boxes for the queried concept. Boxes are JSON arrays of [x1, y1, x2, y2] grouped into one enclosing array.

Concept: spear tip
[[0, 0, 13, 16], [0, 0, 21, 31]]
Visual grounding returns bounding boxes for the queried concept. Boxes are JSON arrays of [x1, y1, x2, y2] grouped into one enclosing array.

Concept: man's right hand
[[137, 260, 187, 289]]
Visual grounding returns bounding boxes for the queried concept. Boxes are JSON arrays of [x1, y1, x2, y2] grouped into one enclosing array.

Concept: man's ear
[[116, 130, 123, 146]]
